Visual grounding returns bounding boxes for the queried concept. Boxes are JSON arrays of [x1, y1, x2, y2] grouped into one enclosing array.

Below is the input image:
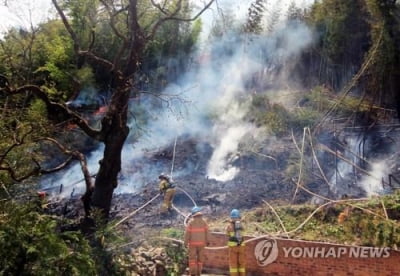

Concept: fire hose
[[112, 193, 161, 229], [111, 135, 200, 233], [161, 234, 277, 250], [112, 185, 197, 229]]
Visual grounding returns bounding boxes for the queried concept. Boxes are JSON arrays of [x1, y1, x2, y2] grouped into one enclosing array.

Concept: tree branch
[[38, 137, 94, 216], [3, 85, 103, 140], [52, 0, 119, 75], [0, 125, 33, 165], [100, 0, 129, 43], [39, 137, 94, 190], [147, 0, 215, 40], [51, 0, 80, 53]]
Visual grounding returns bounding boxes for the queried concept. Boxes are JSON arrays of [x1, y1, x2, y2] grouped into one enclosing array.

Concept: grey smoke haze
[[38, 0, 397, 201], [41, 20, 315, 196]]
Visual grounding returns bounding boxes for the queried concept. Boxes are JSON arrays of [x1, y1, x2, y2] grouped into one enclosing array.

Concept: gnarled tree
[[1, 0, 214, 218]]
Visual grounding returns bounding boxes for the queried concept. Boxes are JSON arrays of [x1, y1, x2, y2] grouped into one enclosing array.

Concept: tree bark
[[91, 86, 130, 216]]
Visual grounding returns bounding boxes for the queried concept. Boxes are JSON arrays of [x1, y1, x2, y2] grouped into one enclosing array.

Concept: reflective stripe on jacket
[[226, 220, 245, 247], [184, 214, 210, 247]]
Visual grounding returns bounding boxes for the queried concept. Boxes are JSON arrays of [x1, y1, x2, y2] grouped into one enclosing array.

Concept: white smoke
[[41, 2, 316, 196], [359, 161, 387, 197], [328, 135, 389, 198]]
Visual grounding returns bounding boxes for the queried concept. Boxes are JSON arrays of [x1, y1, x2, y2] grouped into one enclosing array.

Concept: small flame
[[93, 106, 107, 116]]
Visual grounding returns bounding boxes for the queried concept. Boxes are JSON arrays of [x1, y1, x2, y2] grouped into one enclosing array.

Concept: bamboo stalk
[[318, 143, 379, 180], [381, 199, 389, 220], [306, 128, 330, 187], [292, 128, 307, 202]]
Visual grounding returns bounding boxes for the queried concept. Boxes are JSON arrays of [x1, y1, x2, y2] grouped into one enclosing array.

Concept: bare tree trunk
[[91, 87, 130, 216]]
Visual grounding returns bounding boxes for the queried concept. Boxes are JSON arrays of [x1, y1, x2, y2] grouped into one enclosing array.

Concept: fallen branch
[[248, 150, 278, 168], [0, 180, 11, 198], [381, 199, 389, 220], [262, 200, 289, 238]]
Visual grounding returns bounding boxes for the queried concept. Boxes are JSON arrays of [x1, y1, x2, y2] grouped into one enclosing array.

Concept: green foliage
[[0, 95, 53, 187], [65, 0, 99, 49], [249, 194, 400, 247], [306, 0, 400, 107], [161, 227, 184, 239], [345, 210, 400, 247], [164, 241, 187, 276], [262, 104, 291, 135], [249, 90, 327, 137], [287, 1, 305, 22], [363, 0, 399, 106], [250, 96, 291, 136], [308, 0, 365, 63], [0, 201, 96, 275], [243, 0, 267, 34], [291, 109, 320, 130], [209, 8, 239, 38], [250, 93, 321, 135], [303, 85, 333, 111], [34, 33, 77, 94], [303, 85, 374, 117]]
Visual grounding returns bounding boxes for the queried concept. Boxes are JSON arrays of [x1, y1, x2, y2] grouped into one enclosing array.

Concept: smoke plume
[[41, 4, 315, 197]]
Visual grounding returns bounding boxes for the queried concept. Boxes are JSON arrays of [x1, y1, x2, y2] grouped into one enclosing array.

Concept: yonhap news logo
[[283, 246, 390, 259], [254, 238, 279, 266], [254, 238, 391, 267]]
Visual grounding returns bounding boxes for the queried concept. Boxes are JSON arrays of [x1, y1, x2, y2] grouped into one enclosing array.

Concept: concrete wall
[[203, 232, 400, 276]]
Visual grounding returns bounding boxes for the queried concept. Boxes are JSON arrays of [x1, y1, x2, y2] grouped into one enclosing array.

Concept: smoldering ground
[[41, 20, 315, 201]]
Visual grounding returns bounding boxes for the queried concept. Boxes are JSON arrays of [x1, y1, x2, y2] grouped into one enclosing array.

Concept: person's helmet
[[191, 206, 202, 215], [230, 209, 240, 219], [159, 173, 169, 180]]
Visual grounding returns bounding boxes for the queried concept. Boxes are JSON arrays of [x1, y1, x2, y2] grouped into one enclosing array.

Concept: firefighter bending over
[[158, 173, 176, 214], [226, 209, 246, 276], [184, 206, 210, 276]]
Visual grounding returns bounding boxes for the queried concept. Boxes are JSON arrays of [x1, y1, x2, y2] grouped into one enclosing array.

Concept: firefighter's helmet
[[159, 173, 170, 180], [230, 209, 240, 219], [191, 206, 202, 215]]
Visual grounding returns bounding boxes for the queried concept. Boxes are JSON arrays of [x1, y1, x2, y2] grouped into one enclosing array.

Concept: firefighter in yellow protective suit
[[184, 206, 210, 276], [158, 173, 176, 214], [226, 209, 246, 276]]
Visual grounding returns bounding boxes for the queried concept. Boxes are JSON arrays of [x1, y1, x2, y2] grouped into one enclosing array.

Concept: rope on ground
[[111, 193, 161, 229]]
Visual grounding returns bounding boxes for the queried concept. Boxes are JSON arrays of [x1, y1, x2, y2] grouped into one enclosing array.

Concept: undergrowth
[[241, 191, 400, 249]]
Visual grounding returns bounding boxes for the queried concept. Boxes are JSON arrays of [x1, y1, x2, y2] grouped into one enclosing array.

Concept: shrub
[[0, 201, 96, 275]]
